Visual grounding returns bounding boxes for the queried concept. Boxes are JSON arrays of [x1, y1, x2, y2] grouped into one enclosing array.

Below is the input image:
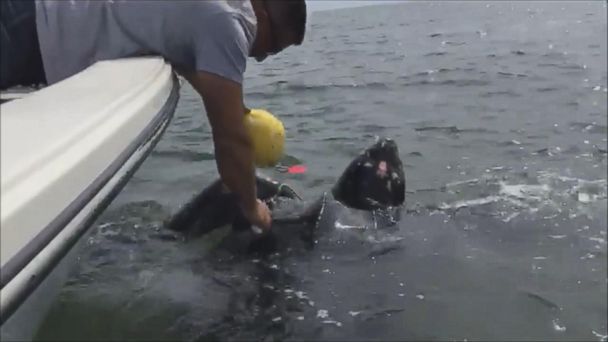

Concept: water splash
[[552, 318, 567, 332], [436, 171, 607, 220]]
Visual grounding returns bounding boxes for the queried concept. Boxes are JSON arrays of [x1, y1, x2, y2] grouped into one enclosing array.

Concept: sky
[[307, 0, 398, 13]]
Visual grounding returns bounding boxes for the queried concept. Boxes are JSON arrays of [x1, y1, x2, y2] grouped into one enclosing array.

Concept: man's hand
[[184, 70, 272, 231], [242, 199, 272, 232]]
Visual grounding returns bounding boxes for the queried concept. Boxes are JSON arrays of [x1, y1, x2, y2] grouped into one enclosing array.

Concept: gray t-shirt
[[35, 0, 257, 85]]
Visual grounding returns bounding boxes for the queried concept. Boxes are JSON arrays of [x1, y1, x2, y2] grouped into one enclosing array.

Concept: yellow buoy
[[244, 108, 285, 167]]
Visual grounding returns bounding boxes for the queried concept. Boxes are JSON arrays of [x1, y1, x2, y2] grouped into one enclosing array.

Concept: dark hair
[[268, 0, 307, 45]]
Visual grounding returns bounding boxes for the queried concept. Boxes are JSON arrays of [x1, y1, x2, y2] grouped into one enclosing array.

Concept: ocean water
[[35, 1, 607, 341]]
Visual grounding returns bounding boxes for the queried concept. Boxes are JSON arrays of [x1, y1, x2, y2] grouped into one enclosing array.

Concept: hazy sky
[[307, 0, 398, 12]]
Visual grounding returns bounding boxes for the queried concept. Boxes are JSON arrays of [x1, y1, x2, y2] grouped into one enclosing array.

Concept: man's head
[[250, 0, 307, 62]]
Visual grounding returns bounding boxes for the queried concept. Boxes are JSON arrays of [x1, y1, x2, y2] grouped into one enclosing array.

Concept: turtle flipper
[[232, 177, 302, 232], [165, 180, 235, 235]]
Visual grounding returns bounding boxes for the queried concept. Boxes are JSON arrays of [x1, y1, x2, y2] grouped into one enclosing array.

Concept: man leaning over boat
[[0, 0, 308, 231]]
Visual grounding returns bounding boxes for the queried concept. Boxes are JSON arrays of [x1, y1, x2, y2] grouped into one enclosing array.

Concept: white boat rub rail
[[0, 59, 180, 325]]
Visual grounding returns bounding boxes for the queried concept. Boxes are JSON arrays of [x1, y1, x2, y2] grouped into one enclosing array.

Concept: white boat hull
[[0, 57, 180, 340]]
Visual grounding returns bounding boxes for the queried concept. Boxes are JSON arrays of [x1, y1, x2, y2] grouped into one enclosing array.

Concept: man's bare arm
[[183, 71, 258, 215]]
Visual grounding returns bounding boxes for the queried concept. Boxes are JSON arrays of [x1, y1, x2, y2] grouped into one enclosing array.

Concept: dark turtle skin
[[166, 137, 406, 253]]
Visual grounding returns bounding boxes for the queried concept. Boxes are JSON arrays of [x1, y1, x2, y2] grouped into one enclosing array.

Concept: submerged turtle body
[[166, 138, 406, 254]]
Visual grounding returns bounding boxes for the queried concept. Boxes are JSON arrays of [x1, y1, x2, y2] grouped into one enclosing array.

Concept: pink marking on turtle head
[[376, 161, 388, 178]]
